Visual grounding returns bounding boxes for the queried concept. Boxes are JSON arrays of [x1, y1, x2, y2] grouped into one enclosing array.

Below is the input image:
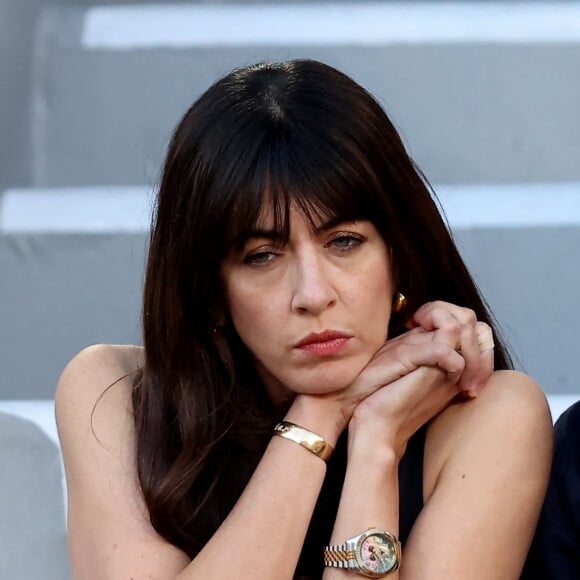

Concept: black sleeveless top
[[294, 424, 427, 579]]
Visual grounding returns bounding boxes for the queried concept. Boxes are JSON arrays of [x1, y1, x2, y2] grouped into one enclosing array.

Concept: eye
[[327, 233, 364, 251], [243, 250, 279, 266]]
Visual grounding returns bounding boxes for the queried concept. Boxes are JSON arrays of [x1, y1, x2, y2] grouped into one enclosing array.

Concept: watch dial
[[358, 533, 397, 574]]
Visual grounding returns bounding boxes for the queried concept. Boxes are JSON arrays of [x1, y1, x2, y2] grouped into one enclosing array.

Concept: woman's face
[[221, 205, 394, 402]]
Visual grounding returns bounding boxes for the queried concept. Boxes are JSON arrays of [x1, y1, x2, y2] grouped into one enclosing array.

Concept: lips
[[295, 330, 352, 347], [295, 330, 352, 357]]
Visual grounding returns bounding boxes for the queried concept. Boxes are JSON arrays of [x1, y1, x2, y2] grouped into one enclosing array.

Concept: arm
[[56, 345, 343, 580], [404, 371, 552, 579], [322, 370, 552, 580], [56, 305, 489, 579], [321, 302, 491, 579], [322, 363, 461, 580]]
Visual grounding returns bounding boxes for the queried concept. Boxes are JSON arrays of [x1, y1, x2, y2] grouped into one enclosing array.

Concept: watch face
[[356, 532, 397, 576]]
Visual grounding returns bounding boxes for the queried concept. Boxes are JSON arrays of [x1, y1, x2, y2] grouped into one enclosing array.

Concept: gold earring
[[392, 292, 407, 313]]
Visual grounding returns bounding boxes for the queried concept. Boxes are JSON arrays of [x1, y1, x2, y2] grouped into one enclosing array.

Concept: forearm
[[323, 435, 401, 580], [177, 396, 343, 580]]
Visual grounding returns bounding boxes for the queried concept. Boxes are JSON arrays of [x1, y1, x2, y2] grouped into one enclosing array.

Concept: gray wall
[[2, 219, 579, 399], [33, 8, 580, 187], [0, 232, 145, 399], [2, 1, 580, 192], [0, 0, 44, 192], [2, 1, 579, 400], [0, 0, 269, 192]]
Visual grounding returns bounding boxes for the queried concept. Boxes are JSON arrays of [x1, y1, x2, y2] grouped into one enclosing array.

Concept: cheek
[[227, 289, 259, 334], [226, 285, 281, 352], [357, 267, 393, 340]]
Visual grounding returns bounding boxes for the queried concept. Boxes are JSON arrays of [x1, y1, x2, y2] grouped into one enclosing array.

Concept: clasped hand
[[315, 301, 494, 458]]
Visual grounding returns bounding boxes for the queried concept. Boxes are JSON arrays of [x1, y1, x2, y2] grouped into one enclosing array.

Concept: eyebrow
[[230, 215, 355, 250]]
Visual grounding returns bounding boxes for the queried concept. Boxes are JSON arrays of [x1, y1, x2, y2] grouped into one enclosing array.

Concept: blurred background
[[1, 1, 579, 577]]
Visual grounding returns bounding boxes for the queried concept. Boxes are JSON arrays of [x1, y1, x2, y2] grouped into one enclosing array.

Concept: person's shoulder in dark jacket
[[521, 400, 580, 580]]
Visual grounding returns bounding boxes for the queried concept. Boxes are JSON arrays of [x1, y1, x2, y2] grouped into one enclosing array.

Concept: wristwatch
[[323, 527, 401, 578]]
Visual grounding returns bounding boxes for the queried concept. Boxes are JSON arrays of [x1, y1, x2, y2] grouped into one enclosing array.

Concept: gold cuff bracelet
[[273, 421, 334, 462]]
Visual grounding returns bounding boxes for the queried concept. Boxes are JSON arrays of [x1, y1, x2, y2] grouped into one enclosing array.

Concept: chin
[[287, 359, 368, 396], [256, 351, 375, 400]]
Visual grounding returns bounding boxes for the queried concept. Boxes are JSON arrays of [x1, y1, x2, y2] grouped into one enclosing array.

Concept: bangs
[[214, 126, 386, 254]]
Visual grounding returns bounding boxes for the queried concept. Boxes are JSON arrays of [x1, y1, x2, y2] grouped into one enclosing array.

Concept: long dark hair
[[133, 59, 512, 561]]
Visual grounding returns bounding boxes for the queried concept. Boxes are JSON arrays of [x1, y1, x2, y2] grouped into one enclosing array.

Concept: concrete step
[[2, 182, 580, 399], [31, 2, 580, 188]]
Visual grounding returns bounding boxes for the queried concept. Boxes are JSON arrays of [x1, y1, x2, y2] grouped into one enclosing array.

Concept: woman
[[56, 60, 552, 579]]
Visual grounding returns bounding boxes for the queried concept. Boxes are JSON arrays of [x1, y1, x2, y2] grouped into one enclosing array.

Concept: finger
[[377, 326, 455, 366], [472, 323, 495, 395], [375, 326, 427, 357], [405, 305, 460, 334], [388, 325, 427, 342], [407, 301, 477, 331], [393, 324, 465, 376], [455, 323, 482, 393], [429, 324, 466, 384], [475, 321, 495, 352], [365, 334, 465, 391], [461, 323, 495, 398], [480, 349, 495, 384]]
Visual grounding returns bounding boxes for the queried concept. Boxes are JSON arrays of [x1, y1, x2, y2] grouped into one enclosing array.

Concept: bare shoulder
[[56, 342, 143, 395], [56, 346, 190, 576], [424, 370, 553, 498], [442, 369, 550, 429], [404, 371, 554, 577], [55, 344, 144, 494], [55, 344, 144, 448]]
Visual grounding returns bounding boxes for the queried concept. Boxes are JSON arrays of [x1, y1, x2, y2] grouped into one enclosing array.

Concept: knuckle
[[462, 308, 477, 325], [459, 323, 475, 339], [456, 356, 467, 372], [412, 303, 429, 319], [440, 321, 461, 336], [432, 340, 453, 359]]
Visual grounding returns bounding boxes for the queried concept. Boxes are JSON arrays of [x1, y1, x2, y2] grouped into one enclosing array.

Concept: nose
[[290, 250, 337, 315]]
